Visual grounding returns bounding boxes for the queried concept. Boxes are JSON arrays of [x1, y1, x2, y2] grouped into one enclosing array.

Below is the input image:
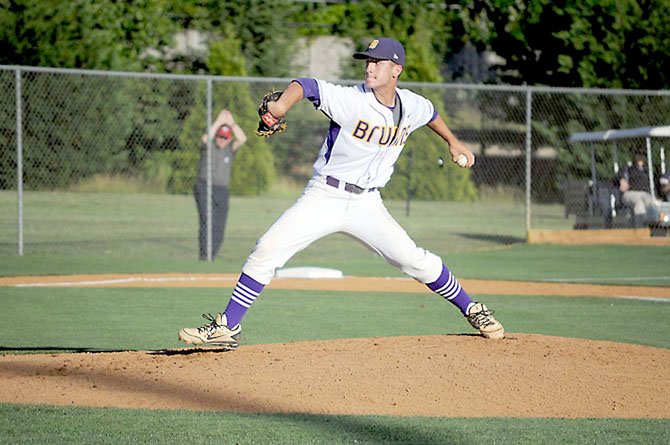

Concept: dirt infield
[[1, 274, 669, 418]]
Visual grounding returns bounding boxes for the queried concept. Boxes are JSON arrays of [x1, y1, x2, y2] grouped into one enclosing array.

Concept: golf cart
[[566, 125, 670, 235]]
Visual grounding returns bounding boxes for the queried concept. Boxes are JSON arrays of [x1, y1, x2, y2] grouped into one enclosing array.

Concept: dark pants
[[194, 179, 230, 260]]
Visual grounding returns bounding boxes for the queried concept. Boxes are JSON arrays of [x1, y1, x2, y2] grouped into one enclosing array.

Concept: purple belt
[[325, 176, 377, 194]]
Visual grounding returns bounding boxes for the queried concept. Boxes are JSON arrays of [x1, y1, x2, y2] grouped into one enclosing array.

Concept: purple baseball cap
[[353, 38, 405, 66]]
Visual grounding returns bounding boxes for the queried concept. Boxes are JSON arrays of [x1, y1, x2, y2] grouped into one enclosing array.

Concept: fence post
[[16, 68, 24, 256], [206, 79, 213, 261], [525, 87, 533, 234], [646, 137, 655, 200]]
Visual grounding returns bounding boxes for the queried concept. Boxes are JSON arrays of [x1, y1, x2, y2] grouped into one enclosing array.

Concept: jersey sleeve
[[293, 78, 359, 124], [313, 79, 362, 124], [398, 88, 437, 130], [418, 95, 437, 127], [293, 78, 321, 107]]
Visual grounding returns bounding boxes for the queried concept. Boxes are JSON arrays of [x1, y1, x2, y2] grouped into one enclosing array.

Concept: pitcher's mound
[[0, 333, 668, 418]]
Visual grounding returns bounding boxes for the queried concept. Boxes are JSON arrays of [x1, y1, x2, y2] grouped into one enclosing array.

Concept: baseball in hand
[[457, 154, 468, 167]]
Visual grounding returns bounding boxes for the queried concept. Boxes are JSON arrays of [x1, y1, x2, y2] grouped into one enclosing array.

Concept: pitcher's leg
[[344, 197, 504, 338], [425, 264, 475, 315], [346, 212, 473, 313], [343, 197, 443, 283], [228, 182, 344, 325], [180, 183, 344, 347], [242, 192, 341, 283]]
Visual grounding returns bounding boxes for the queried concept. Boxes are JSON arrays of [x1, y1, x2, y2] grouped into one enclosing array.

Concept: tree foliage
[[3, 0, 669, 200], [15, 74, 134, 190], [450, 0, 670, 89], [164, 0, 300, 77], [0, 0, 174, 71], [3, 0, 669, 88]]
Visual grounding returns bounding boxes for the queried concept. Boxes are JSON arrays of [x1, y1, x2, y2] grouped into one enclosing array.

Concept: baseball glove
[[256, 91, 287, 137]]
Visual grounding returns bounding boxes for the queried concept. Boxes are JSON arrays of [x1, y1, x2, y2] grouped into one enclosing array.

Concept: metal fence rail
[[1, 65, 669, 258]]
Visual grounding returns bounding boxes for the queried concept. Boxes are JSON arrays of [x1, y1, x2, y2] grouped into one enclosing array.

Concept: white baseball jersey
[[296, 78, 438, 188]]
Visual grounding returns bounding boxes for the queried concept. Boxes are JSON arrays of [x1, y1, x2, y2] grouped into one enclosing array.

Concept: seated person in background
[[660, 172, 670, 202], [618, 153, 654, 227]]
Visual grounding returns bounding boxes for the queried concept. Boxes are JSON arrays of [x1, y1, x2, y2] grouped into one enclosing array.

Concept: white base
[[274, 267, 343, 279]]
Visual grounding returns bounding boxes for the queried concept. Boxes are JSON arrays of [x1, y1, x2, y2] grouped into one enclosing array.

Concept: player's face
[[364, 58, 400, 88]]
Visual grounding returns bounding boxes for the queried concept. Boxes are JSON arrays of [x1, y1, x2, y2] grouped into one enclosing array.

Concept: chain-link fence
[[1, 65, 669, 259]]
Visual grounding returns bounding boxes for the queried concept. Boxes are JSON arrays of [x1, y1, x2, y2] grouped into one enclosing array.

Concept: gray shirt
[[196, 142, 235, 186]]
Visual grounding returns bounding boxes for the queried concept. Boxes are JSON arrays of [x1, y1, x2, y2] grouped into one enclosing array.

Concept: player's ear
[[393, 64, 403, 79]]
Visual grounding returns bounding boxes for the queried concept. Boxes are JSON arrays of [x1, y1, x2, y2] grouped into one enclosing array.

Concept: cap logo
[[368, 39, 379, 50], [393, 53, 398, 60]]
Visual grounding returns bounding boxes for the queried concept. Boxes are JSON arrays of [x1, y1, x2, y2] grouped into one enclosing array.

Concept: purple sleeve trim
[[428, 109, 438, 125], [294, 78, 320, 107]]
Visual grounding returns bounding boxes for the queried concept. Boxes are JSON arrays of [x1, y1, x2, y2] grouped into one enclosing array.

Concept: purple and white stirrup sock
[[222, 273, 264, 327], [426, 264, 475, 315]]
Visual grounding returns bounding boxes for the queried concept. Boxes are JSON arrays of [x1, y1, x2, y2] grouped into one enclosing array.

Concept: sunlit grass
[[67, 173, 167, 194]]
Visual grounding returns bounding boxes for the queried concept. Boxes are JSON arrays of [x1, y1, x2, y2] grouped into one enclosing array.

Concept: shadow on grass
[[0, 346, 239, 355], [0, 346, 129, 353], [149, 347, 236, 356], [455, 232, 525, 245], [236, 411, 469, 444]]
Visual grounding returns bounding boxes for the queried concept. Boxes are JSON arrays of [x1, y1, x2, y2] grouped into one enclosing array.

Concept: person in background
[[194, 109, 247, 260], [659, 171, 670, 202], [618, 153, 654, 227]]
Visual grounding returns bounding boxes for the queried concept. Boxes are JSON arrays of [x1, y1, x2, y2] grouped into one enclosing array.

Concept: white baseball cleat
[[178, 313, 241, 349], [466, 302, 505, 339]]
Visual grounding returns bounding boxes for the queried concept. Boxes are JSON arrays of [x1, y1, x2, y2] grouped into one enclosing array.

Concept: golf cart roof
[[569, 125, 670, 143]]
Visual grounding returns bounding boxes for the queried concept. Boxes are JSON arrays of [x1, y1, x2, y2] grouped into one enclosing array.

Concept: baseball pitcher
[[179, 37, 504, 349]]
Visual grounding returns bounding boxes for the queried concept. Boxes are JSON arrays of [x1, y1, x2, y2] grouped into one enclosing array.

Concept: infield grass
[[2, 191, 670, 286], [2, 243, 670, 288], [2, 289, 669, 351], [1, 405, 668, 445]]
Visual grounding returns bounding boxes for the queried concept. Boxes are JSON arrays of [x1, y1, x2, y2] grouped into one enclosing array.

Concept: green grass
[[67, 173, 167, 194], [2, 243, 669, 288], [0, 190, 530, 260], [1, 190, 669, 443], [2, 289, 668, 351], [1, 405, 668, 444], [2, 190, 669, 286]]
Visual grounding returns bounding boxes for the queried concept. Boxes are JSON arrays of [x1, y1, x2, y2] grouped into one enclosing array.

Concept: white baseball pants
[[242, 177, 443, 285]]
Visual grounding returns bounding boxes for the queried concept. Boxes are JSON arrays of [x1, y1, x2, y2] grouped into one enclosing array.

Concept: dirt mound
[[1, 333, 668, 418]]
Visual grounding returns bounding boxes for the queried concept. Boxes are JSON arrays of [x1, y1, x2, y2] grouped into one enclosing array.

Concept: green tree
[[11, 73, 134, 190], [451, 0, 670, 89], [0, 71, 17, 189], [165, 0, 300, 77], [0, 0, 175, 71]]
